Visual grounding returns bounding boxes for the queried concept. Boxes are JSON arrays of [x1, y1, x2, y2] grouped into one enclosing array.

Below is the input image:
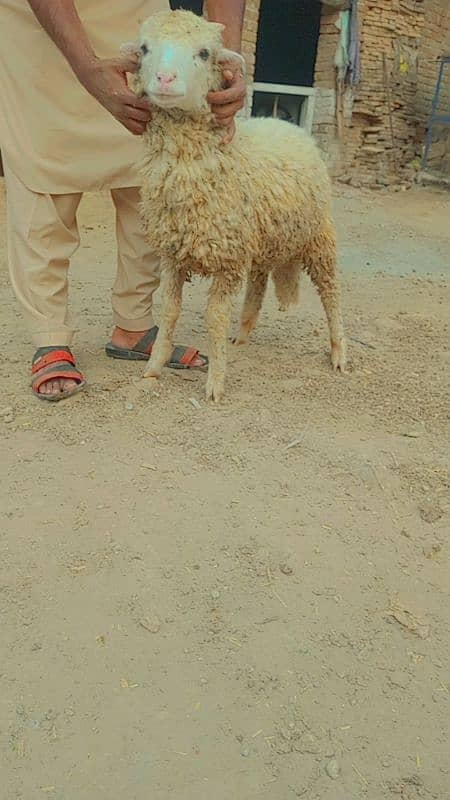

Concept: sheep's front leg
[[143, 262, 185, 379], [205, 277, 235, 403]]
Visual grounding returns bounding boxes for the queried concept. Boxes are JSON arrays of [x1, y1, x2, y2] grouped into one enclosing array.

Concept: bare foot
[[39, 377, 79, 397], [110, 326, 150, 350]]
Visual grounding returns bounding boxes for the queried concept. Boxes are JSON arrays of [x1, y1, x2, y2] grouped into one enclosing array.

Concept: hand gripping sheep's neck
[[138, 11, 346, 402]]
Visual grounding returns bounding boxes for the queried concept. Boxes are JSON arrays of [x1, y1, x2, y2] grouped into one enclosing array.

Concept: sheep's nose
[[156, 71, 177, 86]]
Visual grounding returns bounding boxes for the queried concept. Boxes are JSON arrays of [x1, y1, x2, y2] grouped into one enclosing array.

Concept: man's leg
[[4, 160, 82, 396], [109, 186, 206, 368], [110, 186, 159, 341]]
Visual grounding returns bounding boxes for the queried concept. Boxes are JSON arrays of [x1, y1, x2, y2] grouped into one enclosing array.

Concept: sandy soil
[[0, 182, 449, 800]]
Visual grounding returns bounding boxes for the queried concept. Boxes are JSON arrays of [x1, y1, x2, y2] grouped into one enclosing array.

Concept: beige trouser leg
[[110, 186, 160, 332], [4, 161, 82, 347], [4, 164, 161, 347]]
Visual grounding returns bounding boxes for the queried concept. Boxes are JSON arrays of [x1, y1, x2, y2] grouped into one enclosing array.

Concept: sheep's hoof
[[140, 374, 159, 394], [206, 378, 225, 403], [142, 366, 161, 379], [331, 341, 347, 373], [231, 334, 249, 346]]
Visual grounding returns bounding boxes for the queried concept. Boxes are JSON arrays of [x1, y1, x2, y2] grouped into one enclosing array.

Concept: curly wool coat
[[141, 112, 333, 286], [137, 11, 345, 400]]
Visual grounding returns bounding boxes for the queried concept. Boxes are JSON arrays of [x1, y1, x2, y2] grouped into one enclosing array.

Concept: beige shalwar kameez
[[0, 0, 168, 346]]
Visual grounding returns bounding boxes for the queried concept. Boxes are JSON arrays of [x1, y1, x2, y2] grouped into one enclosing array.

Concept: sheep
[[133, 10, 346, 401]]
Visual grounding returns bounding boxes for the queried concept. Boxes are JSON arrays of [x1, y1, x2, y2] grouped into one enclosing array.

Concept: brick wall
[[353, 0, 425, 184], [241, 0, 260, 79], [241, 0, 261, 114]]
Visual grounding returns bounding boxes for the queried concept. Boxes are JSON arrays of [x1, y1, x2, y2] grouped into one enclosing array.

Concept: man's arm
[[26, 0, 96, 78], [27, 0, 151, 135]]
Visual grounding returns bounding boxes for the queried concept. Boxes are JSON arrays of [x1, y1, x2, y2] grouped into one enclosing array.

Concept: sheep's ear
[[217, 49, 246, 78], [120, 41, 140, 60]]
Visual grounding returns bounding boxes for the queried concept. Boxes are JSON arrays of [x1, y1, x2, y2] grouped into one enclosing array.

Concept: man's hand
[[208, 60, 247, 145], [79, 57, 151, 135], [27, 1, 151, 134]]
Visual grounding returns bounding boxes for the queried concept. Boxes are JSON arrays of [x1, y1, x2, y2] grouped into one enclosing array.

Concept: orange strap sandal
[[31, 347, 86, 402]]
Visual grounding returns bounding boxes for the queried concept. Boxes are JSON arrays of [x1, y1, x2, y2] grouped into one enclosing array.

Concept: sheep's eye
[[199, 48, 210, 61], [141, 43, 149, 56]]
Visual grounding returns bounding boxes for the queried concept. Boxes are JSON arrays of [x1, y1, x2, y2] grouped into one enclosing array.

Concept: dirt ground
[[0, 181, 449, 800]]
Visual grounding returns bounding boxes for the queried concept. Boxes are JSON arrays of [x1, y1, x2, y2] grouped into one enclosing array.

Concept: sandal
[[31, 347, 86, 402], [105, 326, 208, 370]]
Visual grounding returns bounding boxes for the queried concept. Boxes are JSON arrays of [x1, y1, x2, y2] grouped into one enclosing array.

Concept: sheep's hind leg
[[205, 276, 236, 402], [304, 223, 346, 372], [272, 261, 301, 311], [143, 264, 185, 379], [234, 267, 268, 345]]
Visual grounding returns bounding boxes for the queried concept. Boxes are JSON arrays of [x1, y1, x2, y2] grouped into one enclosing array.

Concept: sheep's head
[[128, 10, 238, 113]]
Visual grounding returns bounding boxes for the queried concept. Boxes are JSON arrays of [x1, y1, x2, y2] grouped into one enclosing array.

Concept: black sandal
[[105, 326, 208, 370]]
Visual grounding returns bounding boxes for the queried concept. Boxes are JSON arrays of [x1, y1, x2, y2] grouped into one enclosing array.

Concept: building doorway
[[252, 0, 321, 129], [169, 1, 203, 14]]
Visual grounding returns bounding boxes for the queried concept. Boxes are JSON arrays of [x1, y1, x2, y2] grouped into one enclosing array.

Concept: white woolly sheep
[[132, 10, 346, 401]]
